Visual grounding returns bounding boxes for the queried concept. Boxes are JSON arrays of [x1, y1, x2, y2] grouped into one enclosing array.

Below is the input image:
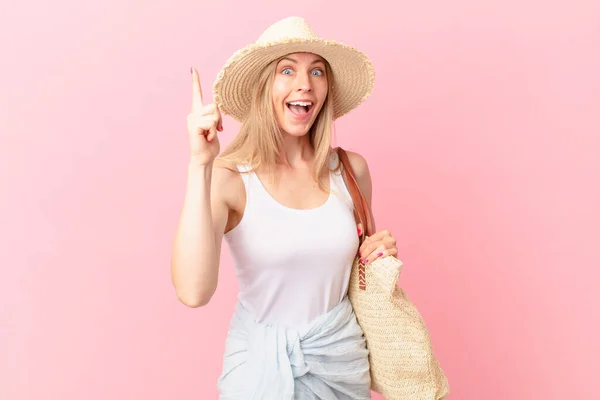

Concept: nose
[[295, 71, 312, 92]]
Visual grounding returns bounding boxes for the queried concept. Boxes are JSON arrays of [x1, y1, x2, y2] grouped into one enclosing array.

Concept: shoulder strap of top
[[235, 163, 252, 186], [236, 164, 252, 173], [329, 151, 354, 210], [329, 150, 341, 170]]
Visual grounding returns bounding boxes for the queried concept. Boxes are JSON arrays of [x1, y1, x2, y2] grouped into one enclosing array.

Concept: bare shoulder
[[345, 150, 370, 180], [211, 158, 246, 234], [212, 158, 245, 210], [344, 150, 373, 203], [212, 158, 240, 180]]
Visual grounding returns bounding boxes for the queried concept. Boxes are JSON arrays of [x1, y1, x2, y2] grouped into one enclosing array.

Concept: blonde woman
[[171, 17, 398, 399]]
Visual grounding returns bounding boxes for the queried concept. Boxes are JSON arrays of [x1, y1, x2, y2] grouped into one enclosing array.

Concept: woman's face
[[272, 52, 329, 137]]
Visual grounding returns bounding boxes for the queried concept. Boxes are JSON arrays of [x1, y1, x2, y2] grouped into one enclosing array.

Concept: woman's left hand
[[358, 228, 398, 264]]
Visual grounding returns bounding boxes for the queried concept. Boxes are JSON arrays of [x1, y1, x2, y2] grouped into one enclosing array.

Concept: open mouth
[[286, 101, 314, 117]]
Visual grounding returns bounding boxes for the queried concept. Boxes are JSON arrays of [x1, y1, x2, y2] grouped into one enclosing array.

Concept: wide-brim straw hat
[[212, 16, 375, 122]]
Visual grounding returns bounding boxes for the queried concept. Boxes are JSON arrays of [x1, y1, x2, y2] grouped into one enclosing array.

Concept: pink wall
[[1, 1, 599, 399]]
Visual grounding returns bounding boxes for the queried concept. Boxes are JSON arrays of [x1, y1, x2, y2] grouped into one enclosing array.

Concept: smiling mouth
[[286, 101, 314, 116]]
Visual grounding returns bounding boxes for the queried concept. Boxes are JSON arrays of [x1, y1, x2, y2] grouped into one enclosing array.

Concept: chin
[[278, 113, 321, 138], [281, 124, 313, 137]]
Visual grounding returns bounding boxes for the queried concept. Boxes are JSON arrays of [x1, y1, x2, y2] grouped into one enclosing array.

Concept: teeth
[[288, 101, 312, 106]]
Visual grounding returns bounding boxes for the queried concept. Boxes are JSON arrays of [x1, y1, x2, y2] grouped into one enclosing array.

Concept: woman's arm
[[346, 150, 376, 232], [347, 150, 398, 262], [170, 161, 232, 307]]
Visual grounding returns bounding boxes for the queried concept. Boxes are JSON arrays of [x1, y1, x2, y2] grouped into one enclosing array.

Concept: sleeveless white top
[[223, 152, 359, 328]]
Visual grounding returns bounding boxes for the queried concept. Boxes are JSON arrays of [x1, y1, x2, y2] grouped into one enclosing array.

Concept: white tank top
[[223, 151, 359, 328]]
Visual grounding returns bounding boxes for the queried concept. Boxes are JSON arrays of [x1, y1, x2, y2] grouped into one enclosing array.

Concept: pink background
[[1, 0, 599, 399]]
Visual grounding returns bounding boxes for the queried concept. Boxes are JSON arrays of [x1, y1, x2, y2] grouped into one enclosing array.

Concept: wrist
[[188, 160, 213, 179], [188, 155, 213, 169]]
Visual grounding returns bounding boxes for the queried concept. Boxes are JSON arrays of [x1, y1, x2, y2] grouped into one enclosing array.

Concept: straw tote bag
[[336, 147, 450, 400]]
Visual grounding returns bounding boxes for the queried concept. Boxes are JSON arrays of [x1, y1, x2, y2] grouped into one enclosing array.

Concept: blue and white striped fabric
[[217, 296, 372, 400]]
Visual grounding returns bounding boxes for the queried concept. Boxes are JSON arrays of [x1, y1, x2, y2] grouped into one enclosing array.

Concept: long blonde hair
[[218, 56, 338, 190]]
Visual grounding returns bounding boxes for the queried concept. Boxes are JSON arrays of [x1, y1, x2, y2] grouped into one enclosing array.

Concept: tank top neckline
[[250, 170, 334, 213]]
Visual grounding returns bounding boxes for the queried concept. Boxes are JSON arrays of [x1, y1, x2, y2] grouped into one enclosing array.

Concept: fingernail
[[365, 259, 369, 263], [377, 252, 383, 257], [357, 228, 362, 236]]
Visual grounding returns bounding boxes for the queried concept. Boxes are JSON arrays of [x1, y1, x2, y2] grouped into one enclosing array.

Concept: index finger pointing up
[[191, 67, 203, 112]]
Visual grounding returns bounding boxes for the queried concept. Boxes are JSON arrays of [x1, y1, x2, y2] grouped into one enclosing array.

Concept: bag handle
[[335, 147, 374, 240], [336, 147, 374, 291]]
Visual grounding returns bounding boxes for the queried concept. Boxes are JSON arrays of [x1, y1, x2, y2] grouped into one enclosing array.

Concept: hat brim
[[212, 38, 375, 122]]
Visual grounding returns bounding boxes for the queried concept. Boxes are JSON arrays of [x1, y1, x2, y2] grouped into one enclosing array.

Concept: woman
[[171, 16, 399, 399]]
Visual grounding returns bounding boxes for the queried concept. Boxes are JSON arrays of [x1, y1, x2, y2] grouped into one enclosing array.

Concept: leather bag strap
[[335, 147, 374, 241]]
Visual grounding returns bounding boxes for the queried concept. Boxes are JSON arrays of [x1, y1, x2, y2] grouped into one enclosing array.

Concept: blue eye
[[312, 69, 324, 76], [282, 68, 293, 75]]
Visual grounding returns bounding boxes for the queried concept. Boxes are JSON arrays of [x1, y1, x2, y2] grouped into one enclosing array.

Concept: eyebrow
[[280, 57, 326, 66]]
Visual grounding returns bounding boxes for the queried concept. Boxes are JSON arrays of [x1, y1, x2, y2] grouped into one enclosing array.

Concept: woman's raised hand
[[186, 67, 223, 166]]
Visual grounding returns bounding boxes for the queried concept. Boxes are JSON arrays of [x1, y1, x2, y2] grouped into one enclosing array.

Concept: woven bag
[[336, 147, 450, 400]]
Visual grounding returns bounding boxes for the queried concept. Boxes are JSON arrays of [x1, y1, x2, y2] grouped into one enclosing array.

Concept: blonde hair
[[218, 56, 338, 190]]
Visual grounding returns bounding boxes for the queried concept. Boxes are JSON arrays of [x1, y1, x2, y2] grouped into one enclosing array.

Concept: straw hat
[[212, 16, 375, 122]]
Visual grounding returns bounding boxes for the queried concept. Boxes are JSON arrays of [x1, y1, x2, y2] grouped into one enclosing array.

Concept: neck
[[278, 131, 314, 168]]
